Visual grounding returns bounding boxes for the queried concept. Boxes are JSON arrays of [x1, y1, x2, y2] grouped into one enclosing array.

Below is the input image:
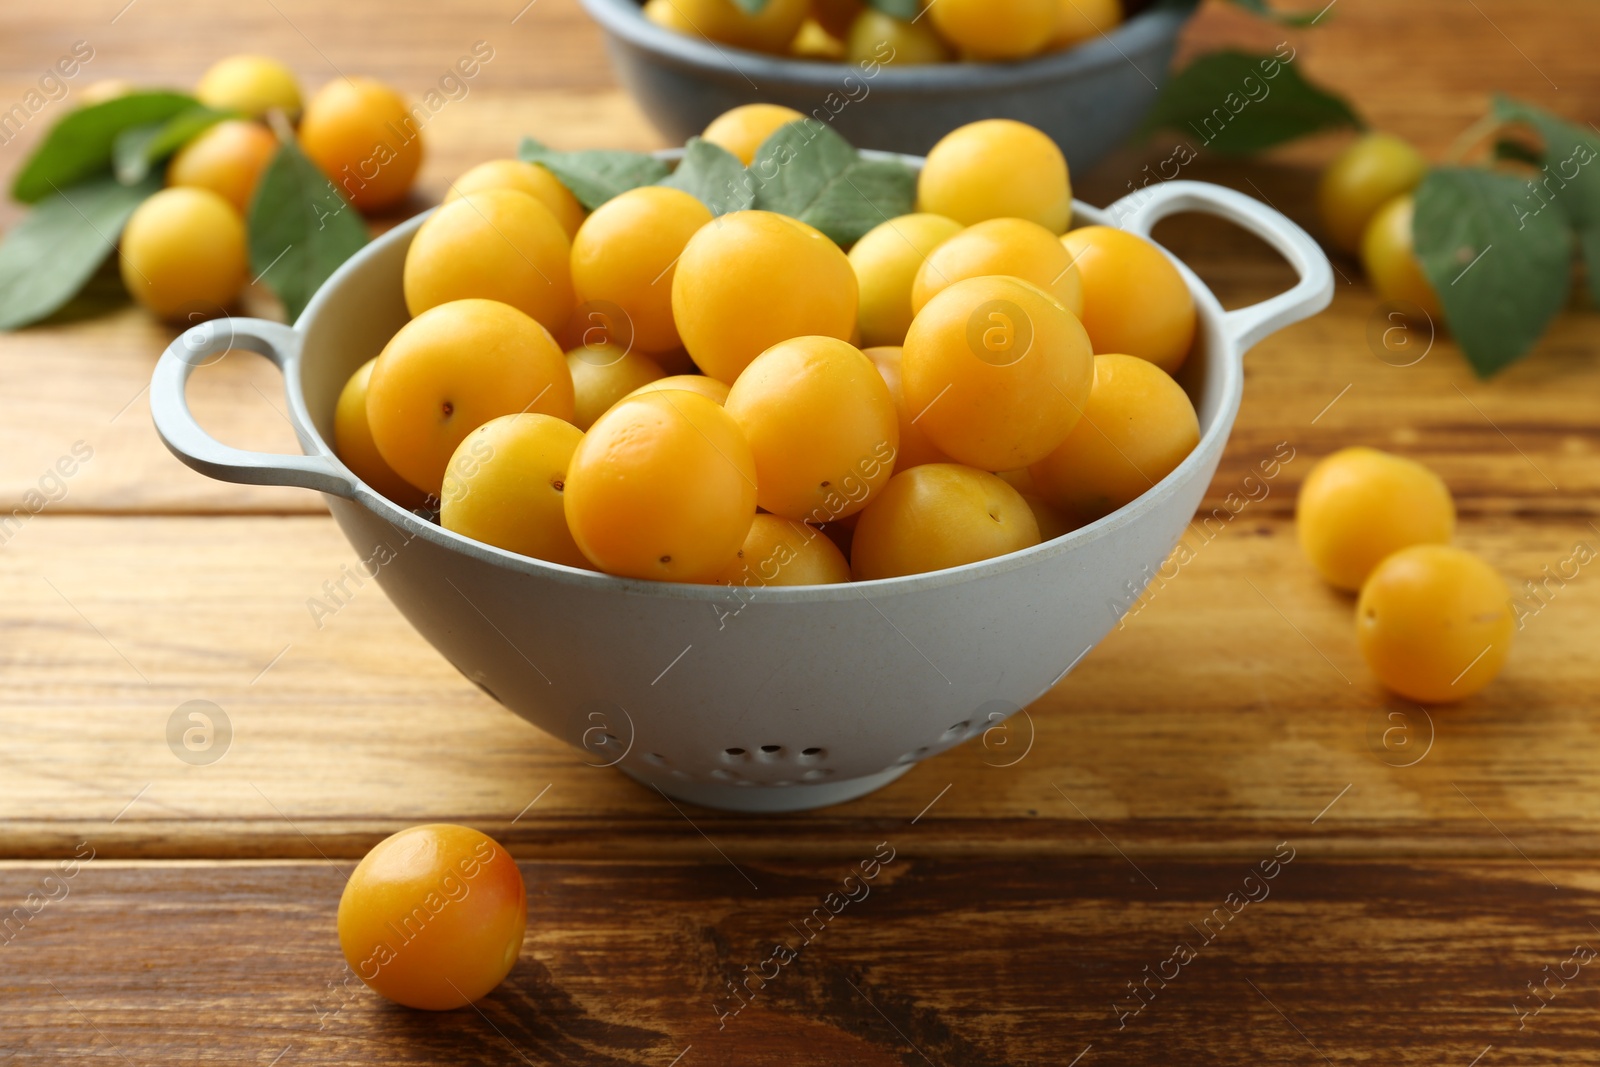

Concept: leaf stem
[[1445, 111, 1508, 165], [265, 108, 295, 145]]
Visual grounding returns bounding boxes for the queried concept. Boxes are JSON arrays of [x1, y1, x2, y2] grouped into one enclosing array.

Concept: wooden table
[[3, 1, 1598, 1062]]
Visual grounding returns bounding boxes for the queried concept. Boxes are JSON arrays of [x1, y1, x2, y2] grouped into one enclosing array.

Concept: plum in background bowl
[[577, 0, 1191, 167]]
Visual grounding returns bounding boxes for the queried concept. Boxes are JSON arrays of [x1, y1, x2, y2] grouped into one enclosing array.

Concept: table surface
[[3, 1, 1599, 1063]]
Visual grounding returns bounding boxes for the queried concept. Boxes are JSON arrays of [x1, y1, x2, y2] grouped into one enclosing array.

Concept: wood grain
[[3, 858, 1599, 1064], [2, 512, 1594, 860], [1, 2, 1597, 515], [0, 1, 1597, 1062]]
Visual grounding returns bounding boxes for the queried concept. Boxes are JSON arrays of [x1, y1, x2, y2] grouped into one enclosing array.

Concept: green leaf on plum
[[11, 90, 197, 203], [517, 137, 670, 211], [658, 137, 753, 215], [112, 105, 233, 185], [0, 175, 158, 330], [1413, 166, 1572, 378], [247, 138, 369, 323], [749, 120, 916, 245], [1140, 50, 1363, 155]]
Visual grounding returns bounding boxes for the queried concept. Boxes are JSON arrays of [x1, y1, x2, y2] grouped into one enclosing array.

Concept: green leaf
[[112, 106, 233, 185], [1492, 138, 1545, 167], [749, 121, 916, 245], [1578, 227, 1600, 311], [866, 0, 922, 19], [658, 137, 753, 216], [11, 91, 197, 203], [1413, 166, 1572, 377], [1141, 50, 1364, 155], [247, 139, 369, 322], [1491, 94, 1600, 306], [517, 137, 671, 211], [0, 175, 159, 330]]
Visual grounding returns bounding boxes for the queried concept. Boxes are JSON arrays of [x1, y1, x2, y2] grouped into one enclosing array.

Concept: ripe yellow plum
[[196, 55, 302, 120], [645, 0, 810, 52], [338, 824, 525, 1011], [792, 18, 847, 59], [901, 275, 1093, 471], [1050, 0, 1121, 48], [1029, 353, 1200, 524], [852, 464, 1040, 580], [1060, 225, 1195, 374], [403, 189, 574, 333], [1019, 493, 1074, 541], [1318, 133, 1428, 254], [571, 185, 713, 353], [716, 514, 852, 587], [564, 391, 757, 583], [445, 159, 585, 239], [1296, 446, 1455, 592], [566, 343, 665, 430], [119, 187, 247, 320], [366, 299, 574, 495], [1357, 544, 1513, 703], [849, 212, 962, 348], [863, 346, 951, 469], [701, 103, 805, 165], [334, 358, 430, 509], [166, 119, 279, 214], [845, 10, 953, 65], [623, 374, 731, 406], [1360, 194, 1442, 320], [911, 216, 1084, 318], [917, 119, 1072, 234], [926, 0, 1057, 60], [671, 210, 857, 383], [298, 76, 423, 213], [440, 414, 590, 568], [725, 335, 899, 522]]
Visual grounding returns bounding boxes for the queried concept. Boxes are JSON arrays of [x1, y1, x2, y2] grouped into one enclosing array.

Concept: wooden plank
[[2, 857, 1598, 1063], [3, 512, 1595, 859]]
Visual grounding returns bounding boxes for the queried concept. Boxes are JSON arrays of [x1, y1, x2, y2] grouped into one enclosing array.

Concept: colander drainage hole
[[721, 747, 748, 763], [941, 722, 970, 741], [643, 753, 669, 766], [757, 745, 784, 761], [799, 747, 825, 762]]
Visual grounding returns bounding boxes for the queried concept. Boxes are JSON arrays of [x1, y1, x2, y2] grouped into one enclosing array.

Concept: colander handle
[[150, 318, 358, 498], [1103, 180, 1334, 354]]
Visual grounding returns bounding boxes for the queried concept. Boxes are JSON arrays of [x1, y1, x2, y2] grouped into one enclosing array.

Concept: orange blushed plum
[[338, 824, 525, 1011], [716, 513, 852, 587], [564, 390, 757, 583], [1029, 353, 1200, 524], [334, 358, 430, 509], [852, 464, 1040, 580], [901, 275, 1093, 471], [366, 299, 574, 496], [671, 210, 857, 384], [298, 76, 423, 213], [725, 335, 899, 522], [404, 189, 575, 334], [1061, 225, 1195, 374]]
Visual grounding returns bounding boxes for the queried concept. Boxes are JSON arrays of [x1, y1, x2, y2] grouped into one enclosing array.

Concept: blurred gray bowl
[[577, 0, 1190, 167]]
